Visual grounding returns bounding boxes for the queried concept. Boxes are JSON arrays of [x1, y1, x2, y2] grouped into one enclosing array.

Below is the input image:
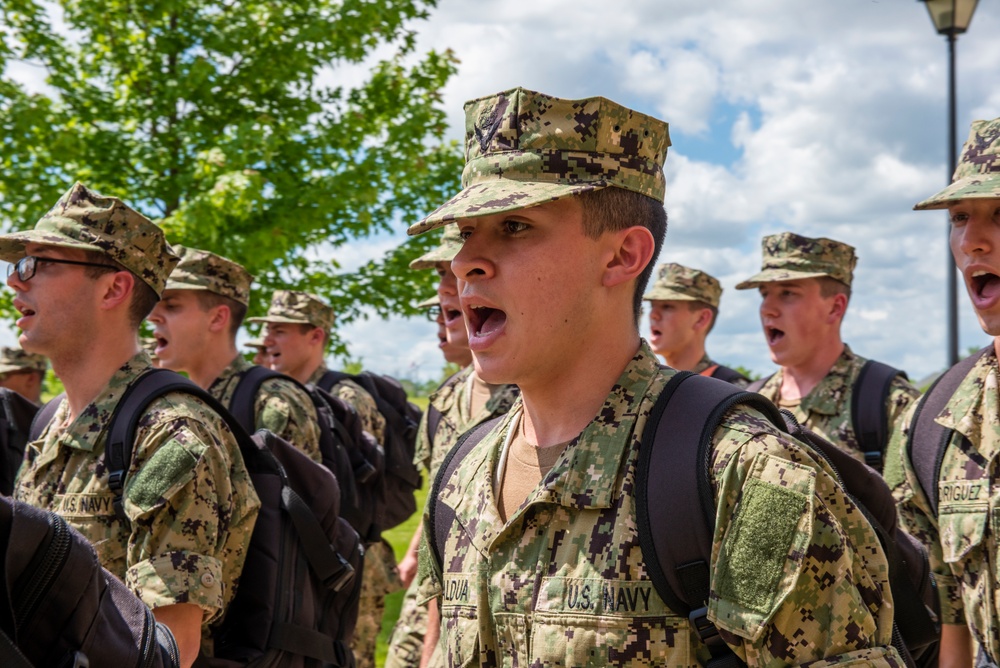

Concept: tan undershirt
[[468, 371, 496, 418], [498, 415, 568, 522]]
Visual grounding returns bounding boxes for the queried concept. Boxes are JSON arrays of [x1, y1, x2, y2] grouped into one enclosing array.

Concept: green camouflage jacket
[[14, 352, 260, 626], [887, 347, 1000, 659], [209, 355, 322, 463], [755, 345, 919, 463], [309, 363, 386, 446], [418, 344, 900, 667], [414, 366, 519, 480]]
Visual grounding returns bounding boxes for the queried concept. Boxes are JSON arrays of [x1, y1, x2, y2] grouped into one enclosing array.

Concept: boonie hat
[[409, 87, 671, 235], [916, 117, 1000, 210], [416, 294, 440, 308], [643, 263, 722, 307], [0, 347, 47, 375], [0, 182, 179, 295], [736, 232, 856, 290], [409, 226, 464, 269], [248, 290, 334, 331], [165, 246, 253, 305]]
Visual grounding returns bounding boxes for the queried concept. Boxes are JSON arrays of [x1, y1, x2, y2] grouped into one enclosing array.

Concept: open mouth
[[154, 335, 169, 354], [443, 308, 463, 326], [971, 270, 1000, 301], [765, 326, 785, 346], [466, 304, 507, 338], [650, 326, 662, 338]]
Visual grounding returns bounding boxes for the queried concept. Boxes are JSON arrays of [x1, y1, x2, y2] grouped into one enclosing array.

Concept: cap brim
[[0, 363, 30, 374], [416, 295, 439, 308], [408, 245, 460, 269], [246, 315, 313, 325], [407, 179, 604, 235], [914, 175, 1000, 210], [0, 230, 104, 263], [735, 269, 831, 290], [642, 289, 699, 302]]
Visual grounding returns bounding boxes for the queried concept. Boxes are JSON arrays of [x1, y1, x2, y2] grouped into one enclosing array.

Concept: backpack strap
[[745, 373, 773, 394], [636, 371, 785, 668], [709, 365, 750, 385], [28, 394, 64, 442], [317, 370, 350, 394], [230, 365, 289, 433], [428, 416, 504, 571], [908, 346, 990, 516], [851, 360, 906, 471]]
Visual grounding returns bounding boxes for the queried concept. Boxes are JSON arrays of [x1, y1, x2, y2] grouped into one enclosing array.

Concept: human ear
[[602, 226, 656, 288]]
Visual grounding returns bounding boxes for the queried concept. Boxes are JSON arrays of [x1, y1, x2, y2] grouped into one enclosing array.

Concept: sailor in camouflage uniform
[[409, 87, 901, 668], [0, 345, 48, 403], [643, 262, 749, 386], [386, 225, 518, 668], [251, 289, 398, 668], [147, 246, 322, 462], [887, 117, 1000, 667], [736, 233, 919, 464], [243, 337, 269, 366], [5, 183, 260, 667]]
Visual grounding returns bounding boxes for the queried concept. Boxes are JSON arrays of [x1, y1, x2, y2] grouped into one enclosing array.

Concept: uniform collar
[[441, 343, 662, 552], [691, 354, 715, 375], [760, 345, 858, 416], [208, 353, 250, 394], [54, 352, 154, 452], [307, 363, 329, 386], [936, 347, 1000, 462]]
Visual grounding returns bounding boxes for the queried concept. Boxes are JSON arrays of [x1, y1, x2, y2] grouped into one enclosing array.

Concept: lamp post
[[919, 0, 979, 367]]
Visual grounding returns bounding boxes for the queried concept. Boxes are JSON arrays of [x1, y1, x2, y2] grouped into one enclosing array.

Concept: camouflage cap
[[247, 290, 334, 331], [0, 182, 179, 295], [735, 232, 856, 290], [416, 294, 440, 308], [243, 338, 266, 351], [140, 337, 159, 359], [643, 263, 722, 307], [164, 245, 253, 305], [0, 346, 47, 375], [409, 226, 464, 269], [915, 117, 1000, 210], [408, 87, 671, 235]]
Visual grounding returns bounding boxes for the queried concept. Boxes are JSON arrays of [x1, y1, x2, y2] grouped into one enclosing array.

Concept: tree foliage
[[0, 0, 460, 351]]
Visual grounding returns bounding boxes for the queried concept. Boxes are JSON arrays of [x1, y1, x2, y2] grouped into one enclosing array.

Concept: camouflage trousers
[[351, 539, 402, 668], [385, 577, 426, 668]]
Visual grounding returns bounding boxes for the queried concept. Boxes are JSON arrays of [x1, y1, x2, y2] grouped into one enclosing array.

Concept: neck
[[188, 340, 240, 389], [52, 332, 140, 420], [519, 331, 641, 447], [290, 353, 326, 385], [663, 341, 707, 372], [779, 340, 845, 401]]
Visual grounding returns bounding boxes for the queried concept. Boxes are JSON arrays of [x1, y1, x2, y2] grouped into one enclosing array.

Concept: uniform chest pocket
[[441, 572, 480, 668], [939, 501, 989, 564]]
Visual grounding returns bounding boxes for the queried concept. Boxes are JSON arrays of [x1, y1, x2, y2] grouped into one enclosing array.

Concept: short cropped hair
[[194, 292, 248, 337], [82, 251, 159, 329], [818, 276, 852, 301], [577, 187, 668, 320]]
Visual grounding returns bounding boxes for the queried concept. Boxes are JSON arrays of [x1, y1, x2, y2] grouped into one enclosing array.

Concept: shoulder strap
[[909, 346, 990, 516], [230, 365, 288, 433], [746, 373, 773, 394], [709, 365, 750, 385], [317, 370, 350, 394], [851, 360, 905, 470], [428, 416, 504, 571], [28, 394, 64, 442]]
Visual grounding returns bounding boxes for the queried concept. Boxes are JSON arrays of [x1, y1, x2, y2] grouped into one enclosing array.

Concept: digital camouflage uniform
[[888, 117, 1000, 664], [643, 263, 749, 388], [0, 345, 48, 375], [1, 183, 261, 651], [386, 367, 518, 668], [753, 346, 918, 464], [407, 89, 900, 668], [251, 290, 395, 668], [736, 233, 919, 463], [418, 345, 900, 667], [165, 247, 323, 463]]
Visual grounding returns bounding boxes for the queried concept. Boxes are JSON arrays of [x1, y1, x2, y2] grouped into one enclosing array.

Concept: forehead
[[758, 278, 818, 292]]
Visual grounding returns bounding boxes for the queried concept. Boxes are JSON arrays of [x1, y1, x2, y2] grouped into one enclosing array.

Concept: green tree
[[0, 0, 460, 352]]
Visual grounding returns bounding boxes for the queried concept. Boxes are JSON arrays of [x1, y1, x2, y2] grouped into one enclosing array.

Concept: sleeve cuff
[[126, 551, 225, 624]]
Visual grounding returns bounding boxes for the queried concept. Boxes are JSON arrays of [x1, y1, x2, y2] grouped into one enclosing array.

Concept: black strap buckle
[[324, 552, 355, 592]]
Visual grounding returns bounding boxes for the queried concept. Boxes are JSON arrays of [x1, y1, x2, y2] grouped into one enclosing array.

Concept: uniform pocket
[[530, 612, 684, 668], [939, 503, 988, 564], [441, 604, 480, 668]]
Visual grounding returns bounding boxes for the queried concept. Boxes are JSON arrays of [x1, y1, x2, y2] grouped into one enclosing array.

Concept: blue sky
[[5, 0, 1000, 383]]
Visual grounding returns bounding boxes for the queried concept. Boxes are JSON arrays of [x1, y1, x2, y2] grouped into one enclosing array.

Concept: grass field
[[374, 394, 430, 666]]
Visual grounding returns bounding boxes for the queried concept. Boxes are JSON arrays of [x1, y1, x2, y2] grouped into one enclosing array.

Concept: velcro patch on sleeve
[[126, 440, 199, 511]]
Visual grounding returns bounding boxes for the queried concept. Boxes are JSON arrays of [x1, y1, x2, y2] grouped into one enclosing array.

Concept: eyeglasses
[[7, 255, 116, 282], [425, 305, 442, 321]]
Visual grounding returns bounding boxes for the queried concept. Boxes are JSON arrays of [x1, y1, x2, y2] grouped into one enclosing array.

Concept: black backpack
[[0, 388, 39, 496], [748, 359, 906, 471], [430, 371, 939, 668], [705, 364, 750, 385], [318, 370, 423, 531], [0, 495, 180, 668], [907, 345, 991, 516], [33, 368, 364, 667], [232, 366, 385, 543]]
